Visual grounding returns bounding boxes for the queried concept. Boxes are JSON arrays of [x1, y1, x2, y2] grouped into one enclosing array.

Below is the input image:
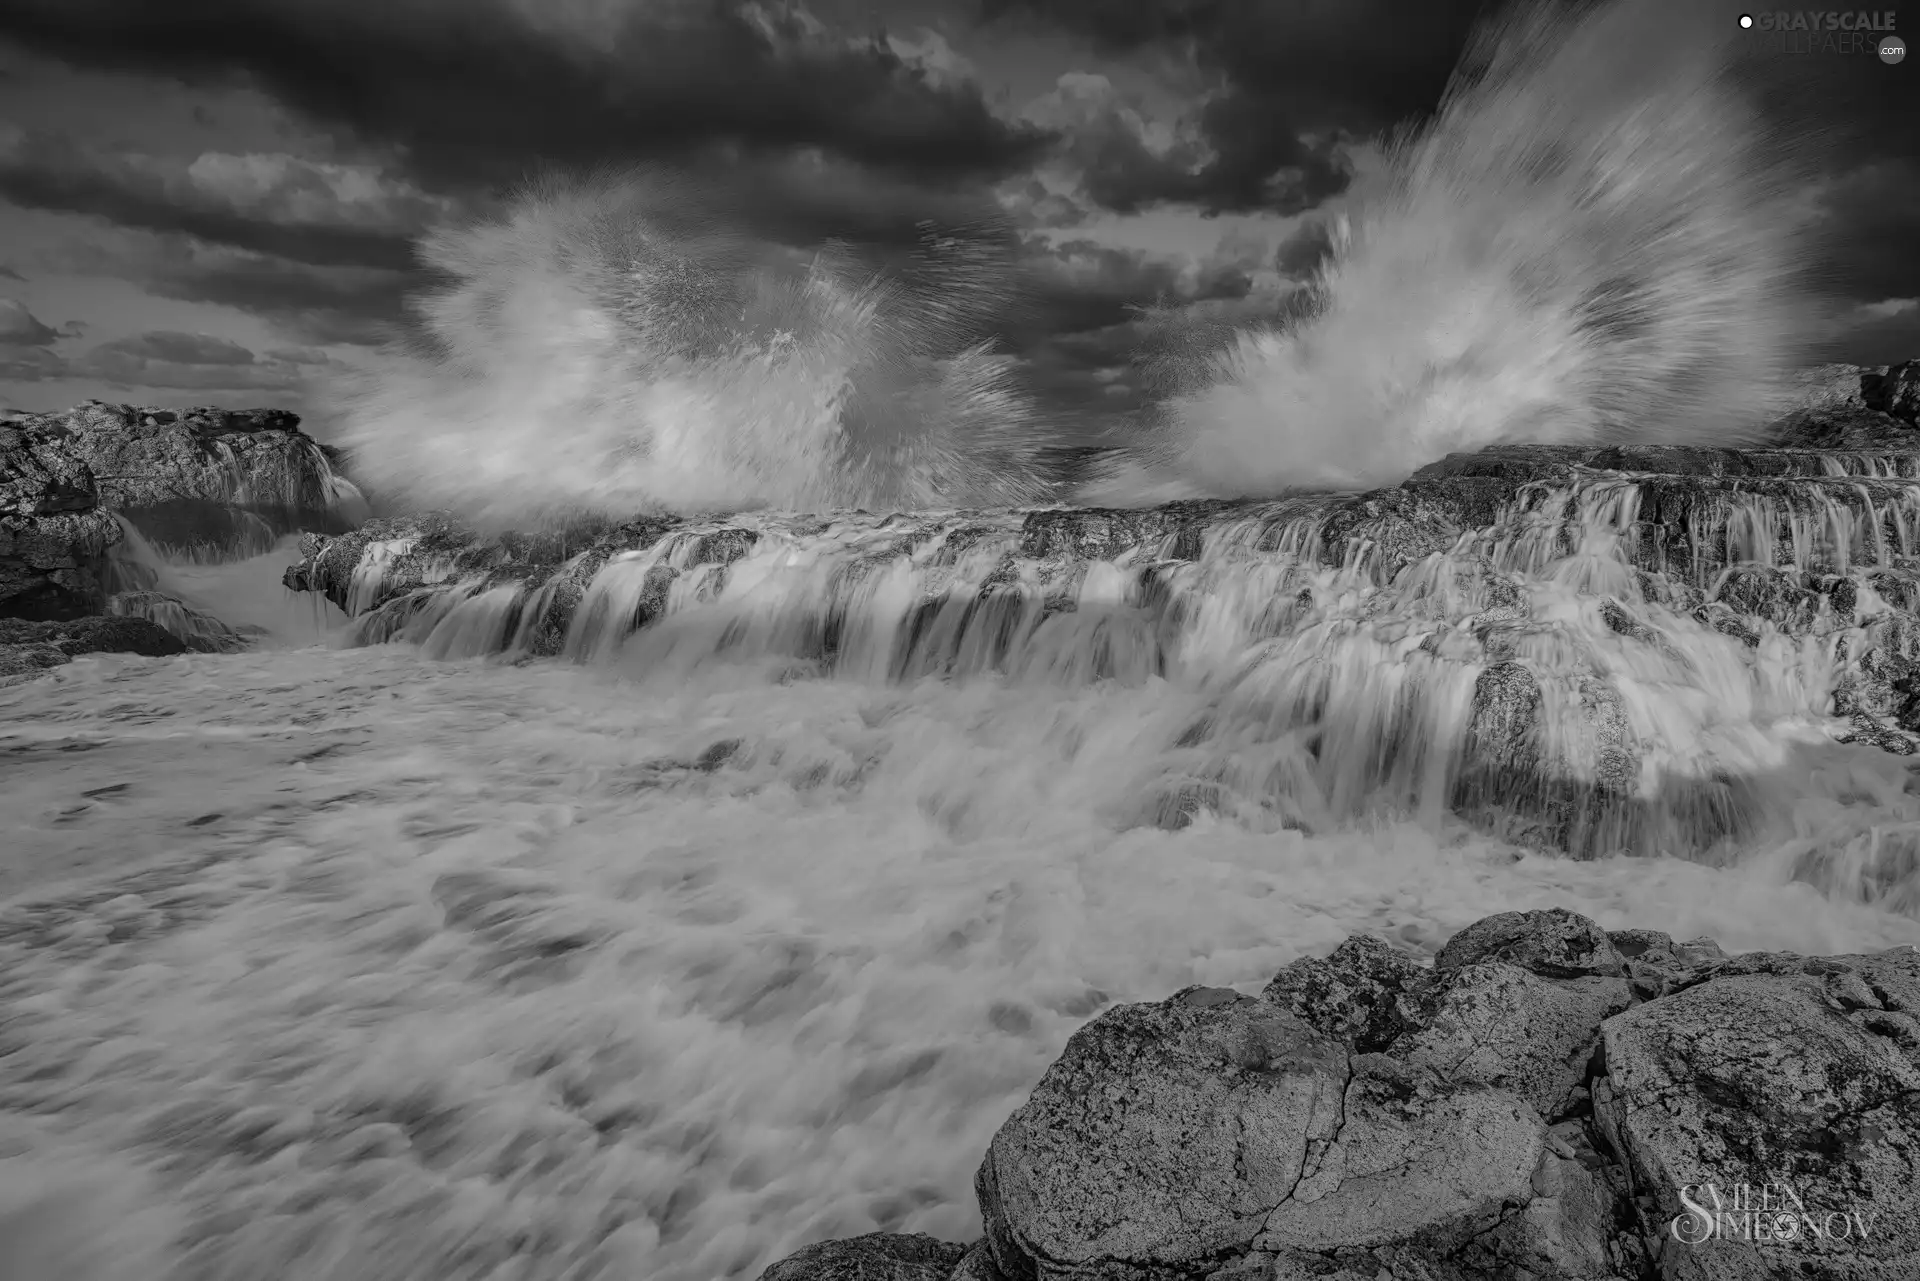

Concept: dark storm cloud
[[1273, 219, 1335, 279], [0, 0, 1053, 191], [50, 230, 415, 349], [1041, 77, 1352, 217], [0, 264, 24, 280], [94, 331, 255, 366], [984, 0, 1488, 215], [1024, 238, 1253, 339], [1816, 162, 1920, 304], [0, 298, 60, 346], [0, 131, 431, 270]]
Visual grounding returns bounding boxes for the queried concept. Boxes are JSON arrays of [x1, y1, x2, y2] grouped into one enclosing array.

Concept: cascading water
[[4, 3, 1918, 1281]]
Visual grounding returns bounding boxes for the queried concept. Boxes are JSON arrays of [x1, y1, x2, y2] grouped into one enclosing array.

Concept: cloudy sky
[[0, 0, 1915, 434]]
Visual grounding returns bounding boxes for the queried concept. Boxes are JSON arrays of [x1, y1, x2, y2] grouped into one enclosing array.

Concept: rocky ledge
[[1, 399, 363, 621], [0, 615, 188, 685], [761, 908, 1920, 1281]]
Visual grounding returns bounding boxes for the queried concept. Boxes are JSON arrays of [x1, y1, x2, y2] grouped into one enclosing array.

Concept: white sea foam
[[1, 1, 1909, 1278], [1091, 0, 1821, 500]]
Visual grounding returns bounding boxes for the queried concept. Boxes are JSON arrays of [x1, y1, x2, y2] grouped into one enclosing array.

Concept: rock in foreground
[[2, 400, 365, 621], [0, 614, 188, 684], [761, 910, 1920, 1281]]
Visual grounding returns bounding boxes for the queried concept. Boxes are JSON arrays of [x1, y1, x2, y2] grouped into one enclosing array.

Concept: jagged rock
[[4, 401, 365, 622], [0, 419, 97, 516], [753, 1232, 972, 1281], [1596, 950, 1920, 1280], [9, 400, 362, 558], [1261, 935, 1426, 1053], [0, 614, 189, 682], [284, 512, 751, 654], [946, 1243, 1008, 1280], [1608, 930, 1730, 1002], [1263, 914, 1630, 1128], [0, 509, 124, 620], [1434, 908, 1627, 979], [765, 909, 1920, 1281], [1862, 360, 1920, 424]]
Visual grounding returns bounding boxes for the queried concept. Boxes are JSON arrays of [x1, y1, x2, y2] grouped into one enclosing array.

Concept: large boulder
[[758, 910, 1920, 1281], [0, 614, 188, 683], [1596, 949, 1920, 1281], [757, 1233, 972, 1281], [7, 401, 365, 560], [1, 416, 127, 619], [3, 400, 367, 631]]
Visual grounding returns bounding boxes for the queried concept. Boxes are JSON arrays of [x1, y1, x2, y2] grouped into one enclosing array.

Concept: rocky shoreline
[[759, 909, 1919, 1281], [0, 399, 364, 673], [5, 369, 1920, 1279]]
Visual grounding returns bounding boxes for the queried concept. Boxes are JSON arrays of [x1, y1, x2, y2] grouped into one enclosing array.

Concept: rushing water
[[4, 0, 1917, 1278], [9, 466, 1920, 1280]]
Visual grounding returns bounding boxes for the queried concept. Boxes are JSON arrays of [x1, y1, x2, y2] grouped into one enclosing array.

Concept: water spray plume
[[1093, 0, 1826, 502], [330, 170, 1054, 526]]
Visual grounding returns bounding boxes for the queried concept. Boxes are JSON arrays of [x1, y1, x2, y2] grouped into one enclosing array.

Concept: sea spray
[[1092, 0, 1825, 501], [329, 172, 1057, 524]]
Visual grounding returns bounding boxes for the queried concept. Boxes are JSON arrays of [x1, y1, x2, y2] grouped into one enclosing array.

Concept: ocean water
[[4, 0, 1915, 1277], [7, 506, 1920, 1280]]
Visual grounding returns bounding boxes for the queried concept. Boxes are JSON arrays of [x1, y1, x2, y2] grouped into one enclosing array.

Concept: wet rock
[[1862, 359, 1920, 424], [5, 400, 360, 621], [0, 508, 123, 619], [1434, 908, 1627, 980], [1393, 961, 1632, 1121], [1018, 507, 1195, 562], [974, 988, 1349, 1276], [1596, 949, 1920, 1280], [757, 1231, 971, 1280], [1252, 1064, 1553, 1264], [0, 419, 97, 516], [1266, 913, 1631, 1124], [780, 910, 1920, 1281], [27, 400, 361, 554], [1261, 935, 1426, 1053], [0, 614, 189, 682], [1607, 930, 1730, 1002]]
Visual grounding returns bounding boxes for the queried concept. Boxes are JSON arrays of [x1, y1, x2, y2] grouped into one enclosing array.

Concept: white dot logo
[[1739, 13, 1754, 28], [1883, 35, 1908, 64]]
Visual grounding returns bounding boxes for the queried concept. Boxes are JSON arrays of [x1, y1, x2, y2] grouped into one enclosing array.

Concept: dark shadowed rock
[[757, 1232, 971, 1281], [1607, 929, 1731, 1002], [0, 508, 123, 620], [35, 401, 361, 555], [4, 400, 365, 624], [0, 613, 189, 682], [1434, 908, 1627, 980], [0, 614, 189, 658], [1261, 935, 1426, 1053]]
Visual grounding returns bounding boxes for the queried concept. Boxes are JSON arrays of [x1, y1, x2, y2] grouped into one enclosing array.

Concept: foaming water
[[3, 648, 1915, 1281], [1093, 0, 1817, 500], [3, 3, 1910, 1277], [330, 174, 1054, 525], [104, 518, 348, 651], [329, 462, 1920, 912]]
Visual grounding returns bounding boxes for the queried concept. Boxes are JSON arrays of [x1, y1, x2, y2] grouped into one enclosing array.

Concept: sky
[[0, 0, 1916, 435]]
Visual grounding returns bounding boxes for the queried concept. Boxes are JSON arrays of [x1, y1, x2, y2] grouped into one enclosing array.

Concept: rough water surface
[[3, 621, 1920, 1281]]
